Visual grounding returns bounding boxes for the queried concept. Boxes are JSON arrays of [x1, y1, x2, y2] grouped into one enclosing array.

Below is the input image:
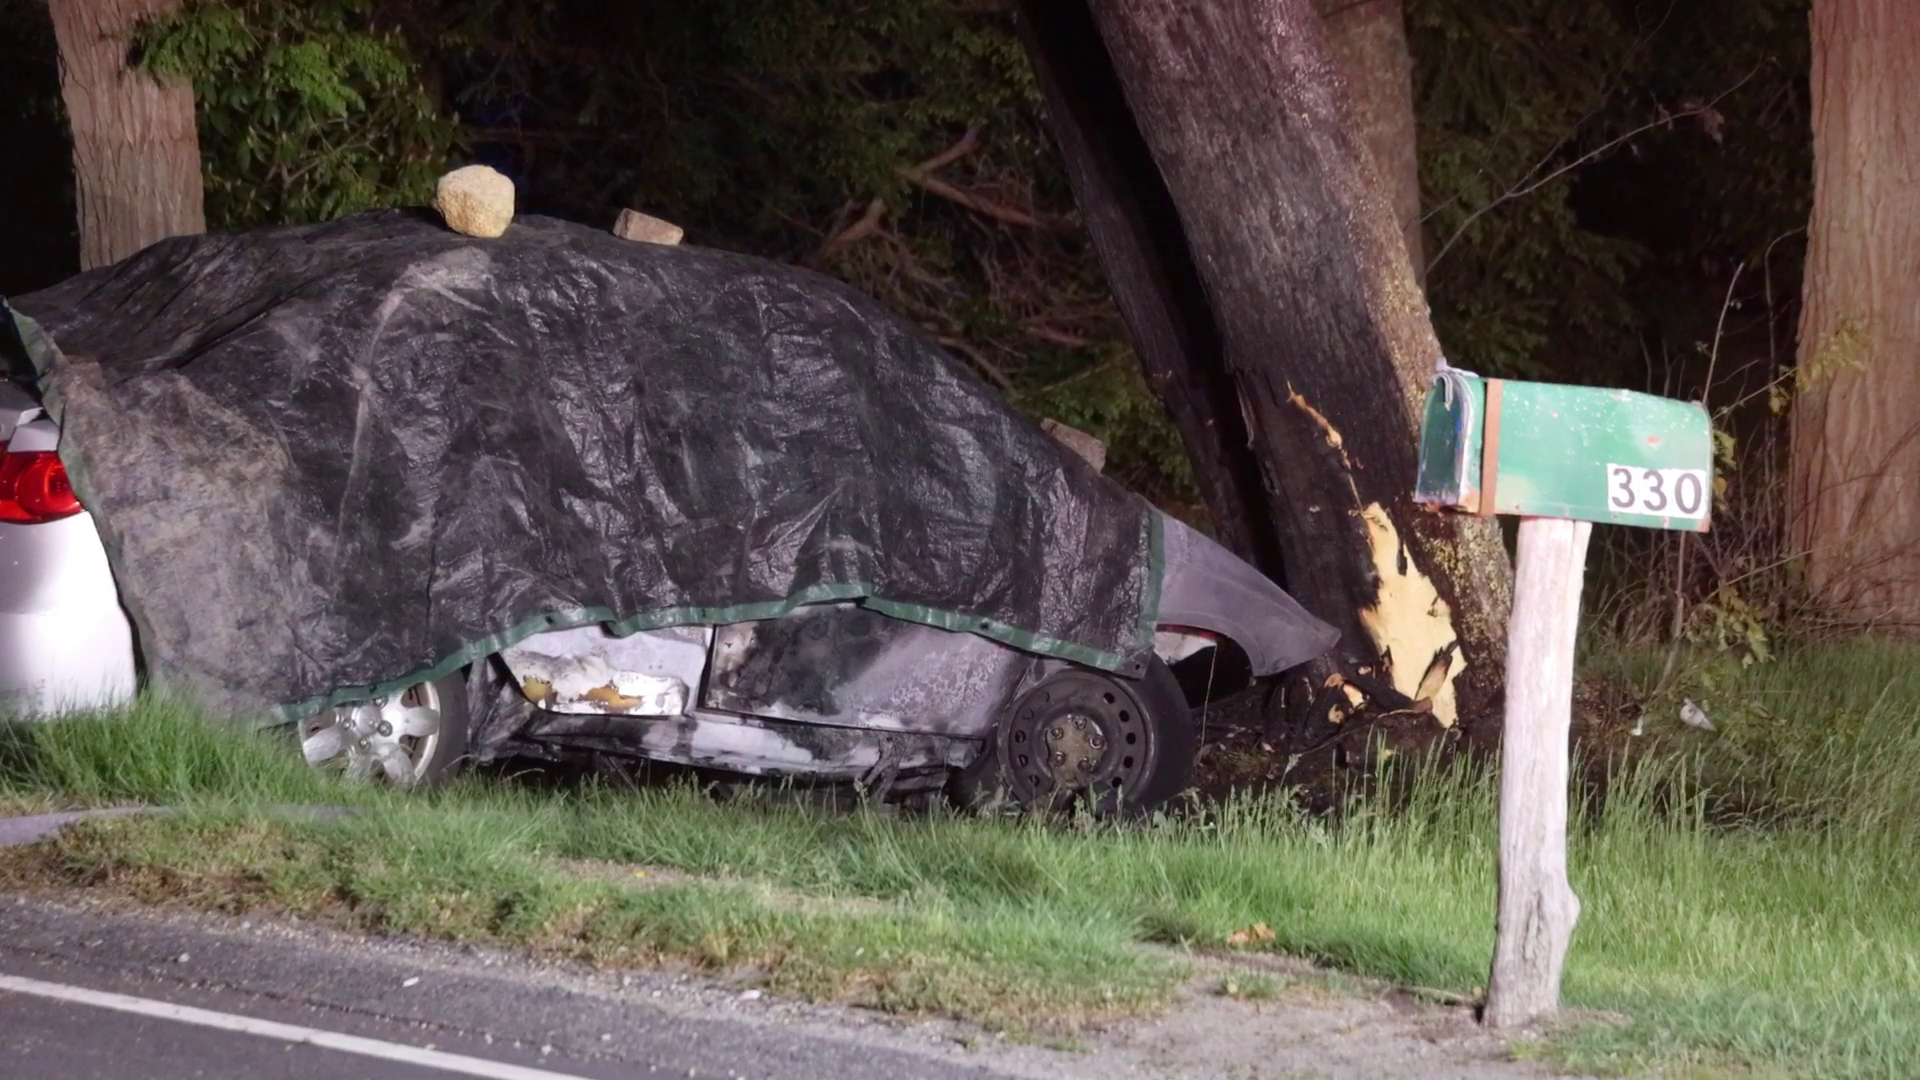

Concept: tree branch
[[1022, 321, 1093, 349], [906, 173, 1062, 229], [898, 128, 1068, 230], [936, 335, 1013, 389], [914, 128, 982, 174], [1426, 69, 1759, 274], [815, 197, 887, 261]]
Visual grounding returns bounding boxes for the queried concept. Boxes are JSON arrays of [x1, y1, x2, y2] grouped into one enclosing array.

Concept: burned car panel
[[482, 510, 1339, 782], [1155, 515, 1339, 675], [500, 622, 708, 717], [703, 602, 1029, 738], [513, 706, 977, 783]]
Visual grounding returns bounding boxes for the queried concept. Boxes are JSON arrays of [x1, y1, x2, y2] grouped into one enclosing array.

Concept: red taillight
[[0, 444, 84, 524]]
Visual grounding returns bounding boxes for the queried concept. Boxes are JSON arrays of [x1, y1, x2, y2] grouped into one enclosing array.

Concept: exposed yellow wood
[[1357, 503, 1461, 727]]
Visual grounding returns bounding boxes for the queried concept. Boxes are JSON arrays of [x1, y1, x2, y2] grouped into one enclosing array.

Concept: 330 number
[[1607, 465, 1707, 519]]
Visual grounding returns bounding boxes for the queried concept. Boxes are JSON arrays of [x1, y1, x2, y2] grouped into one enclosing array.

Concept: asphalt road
[[0, 897, 1040, 1080]]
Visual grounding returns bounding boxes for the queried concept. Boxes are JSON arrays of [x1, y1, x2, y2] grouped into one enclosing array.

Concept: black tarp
[[8, 211, 1159, 721]]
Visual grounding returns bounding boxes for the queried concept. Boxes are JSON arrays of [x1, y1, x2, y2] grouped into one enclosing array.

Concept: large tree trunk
[[1321, 0, 1424, 286], [1790, 0, 1920, 623], [45, 0, 204, 270], [1020, 0, 1510, 730], [1015, 2, 1276, 570]]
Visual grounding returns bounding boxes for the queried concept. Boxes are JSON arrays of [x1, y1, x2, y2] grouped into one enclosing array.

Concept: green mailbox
[[1414, 369, 1712, 532]]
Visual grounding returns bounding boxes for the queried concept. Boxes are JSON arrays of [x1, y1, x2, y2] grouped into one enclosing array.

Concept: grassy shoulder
[[4, 646, 1919, 1078]]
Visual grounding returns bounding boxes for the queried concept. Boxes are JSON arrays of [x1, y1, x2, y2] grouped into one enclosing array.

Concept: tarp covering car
[[4, 210, 1166, 721]]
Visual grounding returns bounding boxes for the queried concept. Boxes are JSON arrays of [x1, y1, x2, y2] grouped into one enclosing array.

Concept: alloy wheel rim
[[300, 681, 443, 785]]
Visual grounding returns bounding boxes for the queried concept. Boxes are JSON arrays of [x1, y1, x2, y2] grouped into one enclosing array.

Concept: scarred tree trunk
[[1790, 0, 1920, 623], [1020, 0, 1510, 731], [45, 0, 204, 270], [1321, 0, 1424, 285]]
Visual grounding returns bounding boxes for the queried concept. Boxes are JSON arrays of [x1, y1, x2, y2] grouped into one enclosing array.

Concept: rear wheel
[[962, 659, 1195, 815], [298, 672, 470, 788]]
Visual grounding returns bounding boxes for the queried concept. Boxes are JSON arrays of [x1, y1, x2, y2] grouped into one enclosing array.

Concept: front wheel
[[961, 659, 1196, 816], [298, 671, 470, 788]]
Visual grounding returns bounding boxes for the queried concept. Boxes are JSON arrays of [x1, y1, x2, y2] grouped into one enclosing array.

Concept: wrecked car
[[1, 211, 1335, 812]]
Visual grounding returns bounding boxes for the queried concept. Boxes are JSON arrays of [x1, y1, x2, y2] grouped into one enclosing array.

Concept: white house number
[[1606, 465, 1708, 519]]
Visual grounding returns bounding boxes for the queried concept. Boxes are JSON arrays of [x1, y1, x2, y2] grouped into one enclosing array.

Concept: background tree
[[135, 0, 456, 228], [0, 0, 79, 294], [44, 0, 205, 268], [1789, 0, 1920, 624]]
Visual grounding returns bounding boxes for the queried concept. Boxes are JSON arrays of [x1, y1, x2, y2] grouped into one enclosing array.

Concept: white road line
[[0, 973, 602, 1080]]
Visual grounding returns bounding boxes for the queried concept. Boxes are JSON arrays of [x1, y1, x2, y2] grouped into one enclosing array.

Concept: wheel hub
[[300, 684, 443, 786], [1043, 711, 1111, 782], [998, 672, 1156, 809]]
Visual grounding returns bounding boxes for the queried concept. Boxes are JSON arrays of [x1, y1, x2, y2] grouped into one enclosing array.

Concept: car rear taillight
[[0, 444, 84, 524]]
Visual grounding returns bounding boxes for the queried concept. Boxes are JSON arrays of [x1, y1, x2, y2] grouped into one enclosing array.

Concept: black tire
[[957, 658, 1195, 816]]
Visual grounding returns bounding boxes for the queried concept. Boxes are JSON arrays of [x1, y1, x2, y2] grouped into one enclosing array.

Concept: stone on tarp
[[613, 208, 684, 245], [1042, 418, 1106, 474], [433, 165, 515, 238]]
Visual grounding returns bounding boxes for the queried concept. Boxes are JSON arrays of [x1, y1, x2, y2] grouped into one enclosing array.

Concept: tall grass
[[4, 643, 1919, 1077], [0, 694, 336, 807]]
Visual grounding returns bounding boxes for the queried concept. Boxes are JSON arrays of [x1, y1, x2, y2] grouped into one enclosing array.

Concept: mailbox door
[[1414, 371, 1486, 512]]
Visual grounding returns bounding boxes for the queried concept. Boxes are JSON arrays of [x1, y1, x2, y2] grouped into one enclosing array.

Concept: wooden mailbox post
[[1414, 367, 1712, 1028]]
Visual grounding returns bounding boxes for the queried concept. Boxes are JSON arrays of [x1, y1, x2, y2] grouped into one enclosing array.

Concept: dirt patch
[[1070, 967, 1600, 1080]]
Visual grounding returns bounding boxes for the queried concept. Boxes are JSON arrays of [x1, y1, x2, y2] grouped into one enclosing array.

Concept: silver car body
[[0, 385, 137, 716], [3, 379, 1322, 780]]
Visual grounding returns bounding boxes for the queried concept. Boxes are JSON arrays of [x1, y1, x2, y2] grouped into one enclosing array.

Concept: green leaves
[[135, 0, 458, 229], [1410, 0, 1810, 384]]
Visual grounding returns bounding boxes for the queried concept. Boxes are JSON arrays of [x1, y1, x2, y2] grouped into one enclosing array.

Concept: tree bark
[[1320, 0, 1424, 286], [1019, 0, 1511, 730], [1017, 0, 1276, 570], [1484, 516, 1588, 1029], [1790, 0, 1920, 624], [45, 0, 204, 270]]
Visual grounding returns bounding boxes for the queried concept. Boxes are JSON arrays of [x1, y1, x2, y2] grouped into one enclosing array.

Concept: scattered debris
[[434, 165, 515, 238], [1225, 922, 1276, 947], [1680, 698, 1715, 732]]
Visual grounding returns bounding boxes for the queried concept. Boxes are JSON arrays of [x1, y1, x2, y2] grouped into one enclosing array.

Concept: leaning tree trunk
[[1321, 0, 1424, 287], [1020, 0, 1511, 731], [1790, 0, 1920, 623], [46, 0, 204, 270]]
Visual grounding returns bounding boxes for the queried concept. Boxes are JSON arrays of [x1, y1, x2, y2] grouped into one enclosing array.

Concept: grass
[[2, 644, 1918, 1077], [1216, 972, 1284, 1001]]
